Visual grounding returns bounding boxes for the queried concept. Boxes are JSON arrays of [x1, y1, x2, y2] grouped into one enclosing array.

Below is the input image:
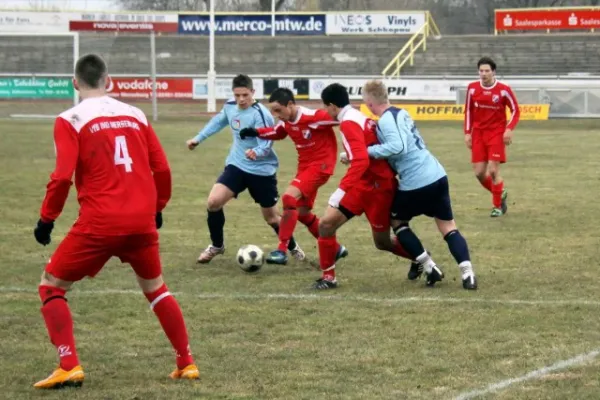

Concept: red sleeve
[[464, 83, 474, 134], [315, 109, 333, 122], [338, 120, 369, 192], [146, 124, 171, 212], [256, 121, 288, 140], [503, 85, 520, 131], [40, 117, 79, 222]]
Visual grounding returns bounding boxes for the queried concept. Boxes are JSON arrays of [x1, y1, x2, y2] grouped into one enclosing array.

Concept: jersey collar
[[289, 106, 303, 125], [337, 104, 353, 121], [479, 79, 498, 90]]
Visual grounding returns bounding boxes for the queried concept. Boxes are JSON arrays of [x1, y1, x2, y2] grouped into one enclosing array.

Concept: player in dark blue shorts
[[186, 75, 304, 263], [363, 80, 477, 290]]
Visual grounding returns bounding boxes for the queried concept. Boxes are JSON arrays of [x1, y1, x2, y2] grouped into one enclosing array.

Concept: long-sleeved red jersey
[[256, 106, 339, 174], [337, 105, 396, 192], [464, 80, 520, 135], [40, 96, 171, 236]]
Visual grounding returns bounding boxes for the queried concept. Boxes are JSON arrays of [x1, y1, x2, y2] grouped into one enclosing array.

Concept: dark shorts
[[391, 176, 453, 222], [217, 164, 279, 208]]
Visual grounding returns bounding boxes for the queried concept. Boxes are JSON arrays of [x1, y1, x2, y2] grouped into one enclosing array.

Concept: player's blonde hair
[[362, 80, 389, 105]]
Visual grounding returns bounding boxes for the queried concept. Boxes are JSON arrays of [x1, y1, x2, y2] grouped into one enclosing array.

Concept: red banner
[[496, 8, 600, 31], [107, 78, 193, 99], [69, 20, 178, 32]]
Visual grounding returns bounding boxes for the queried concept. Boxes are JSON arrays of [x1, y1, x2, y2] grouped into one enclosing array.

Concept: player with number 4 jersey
[[32, 54, 198, 389]]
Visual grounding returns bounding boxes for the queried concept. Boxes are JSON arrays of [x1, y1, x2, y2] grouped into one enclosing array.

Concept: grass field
[[1, 112, 600, 400]]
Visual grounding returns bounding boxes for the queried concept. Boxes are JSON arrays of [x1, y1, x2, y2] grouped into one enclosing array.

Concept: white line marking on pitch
[[453, 348, 600, 400], [1, 286, 600, 307]]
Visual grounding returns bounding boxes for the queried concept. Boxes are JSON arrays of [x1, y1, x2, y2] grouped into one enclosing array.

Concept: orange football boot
[[33, 366, 84, 389], [169, 364, 200, 380]]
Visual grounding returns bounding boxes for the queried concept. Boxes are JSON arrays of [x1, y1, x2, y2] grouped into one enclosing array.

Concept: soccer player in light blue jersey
[[186, 75, 304, 264], [362, 80, 477, 290]]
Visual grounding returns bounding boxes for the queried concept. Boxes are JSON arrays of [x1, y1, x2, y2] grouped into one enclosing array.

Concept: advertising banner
[[0, 11, 76, 33], [0, 11, 179, 33], [309, 78, 459, 101], [69, 20, 178, 32], [495, 8, 600, 31], [76, 12, 178, 23], [360, 103, 550, 121], [0, 77, 73, 99], [325, 12, 425, 35], [192, 78, 265, 100], [107, 78, 193, 99], [178, 14, 325, 35]]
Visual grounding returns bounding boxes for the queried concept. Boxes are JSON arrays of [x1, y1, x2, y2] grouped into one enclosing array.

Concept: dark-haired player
[[33, 54, 198, 388], [238, 87, 347, 265], [186, 75, 304, 263], [312, 83, 430, 290], [464, 57, 520, 217]]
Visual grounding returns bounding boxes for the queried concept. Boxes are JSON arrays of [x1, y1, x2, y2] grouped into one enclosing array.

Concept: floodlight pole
[[207, 0, 217, 113], [150, 31, 157, 122], [271, 0, 276, 37]]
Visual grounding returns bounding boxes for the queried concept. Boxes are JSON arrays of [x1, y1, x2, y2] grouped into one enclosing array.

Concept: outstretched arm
[[192, 107, 229, 144]]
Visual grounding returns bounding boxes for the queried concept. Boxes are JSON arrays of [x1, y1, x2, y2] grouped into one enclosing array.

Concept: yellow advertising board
[[359, 104, 550, 121]]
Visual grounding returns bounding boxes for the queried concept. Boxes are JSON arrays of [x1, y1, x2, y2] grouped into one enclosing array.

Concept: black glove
[[34, 219, 54, 246], [156, 212, 163, 229], [239, 127, 259, 139]]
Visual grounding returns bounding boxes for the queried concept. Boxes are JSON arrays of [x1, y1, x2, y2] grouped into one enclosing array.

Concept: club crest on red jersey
[[492, 94, 500, 103], [302, 129, 311, 139]]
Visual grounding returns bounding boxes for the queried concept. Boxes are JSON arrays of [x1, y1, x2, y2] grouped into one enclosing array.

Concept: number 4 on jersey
[[114, 135, 133, 172]]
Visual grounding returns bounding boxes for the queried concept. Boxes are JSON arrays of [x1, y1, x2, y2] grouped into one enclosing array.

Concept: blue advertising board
[[178, 14, 325, 35]]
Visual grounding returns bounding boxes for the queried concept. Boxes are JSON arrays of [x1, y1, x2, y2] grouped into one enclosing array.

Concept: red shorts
[[45, 231, 162, 282], [291, 166, 332, 209], [339, 184, 395, 232], [471, 132, 506, 163]]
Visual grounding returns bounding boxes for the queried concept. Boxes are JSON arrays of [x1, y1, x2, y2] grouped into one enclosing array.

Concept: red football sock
[[145, 284, 194, 369], [492, 180, 504, 208], [278, 194, 299, 252], [39, 285, 79, 371], [479, 175, 493, 192], [298, 212, 320, 239], [391, 236, 412, 260], [318, 235, 338, 280]]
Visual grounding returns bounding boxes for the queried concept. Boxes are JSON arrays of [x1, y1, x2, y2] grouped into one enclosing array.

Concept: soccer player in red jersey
[[239, 88, 348, 265], [312, 83, 427, 290], [32, 54, 198, 389], [464, 57, 520, 217]]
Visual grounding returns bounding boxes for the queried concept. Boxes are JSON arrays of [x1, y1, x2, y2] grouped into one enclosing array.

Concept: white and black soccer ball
[[236, 245, 264, 273]]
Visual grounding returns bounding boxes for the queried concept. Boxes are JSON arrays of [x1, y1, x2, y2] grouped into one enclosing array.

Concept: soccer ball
[[236, 245, 264, 273]]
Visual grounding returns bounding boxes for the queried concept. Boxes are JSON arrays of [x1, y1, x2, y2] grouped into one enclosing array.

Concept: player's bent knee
[[392, 222, 410, 236], [284, 185, 303, 200], [318, 219, 336, 238], [282, 193, 298, 209], [206, 196, 225, 212], [435, 218, 457, 236], [370, 231, 391, 251], [40, 271, 73, 290], [261, 207, 280, 225], [136, 274, 164, 293]]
